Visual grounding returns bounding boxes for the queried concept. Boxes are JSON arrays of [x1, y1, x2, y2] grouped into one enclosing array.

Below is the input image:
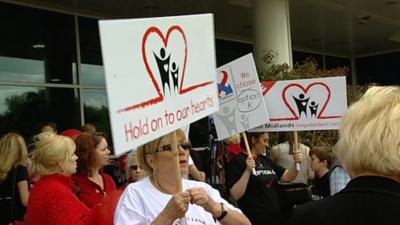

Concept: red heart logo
[[118, 25, 213, 113], [276, 82, 338, 120]]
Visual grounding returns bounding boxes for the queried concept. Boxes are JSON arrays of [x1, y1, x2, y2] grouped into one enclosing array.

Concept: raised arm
[[270, 145, 280, 162], [280, 151, 303, 182], [229, 157, 254, 201]]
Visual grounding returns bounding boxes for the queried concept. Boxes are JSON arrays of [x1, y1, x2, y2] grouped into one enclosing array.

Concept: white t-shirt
[[183, 156, 194, 179], [188, 155, 194, 166], [275, 142, 310, 185], [114, 177, 240, 225]]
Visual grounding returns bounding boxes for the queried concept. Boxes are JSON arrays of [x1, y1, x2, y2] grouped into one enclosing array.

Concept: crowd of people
[[0, 85, 399, 225]]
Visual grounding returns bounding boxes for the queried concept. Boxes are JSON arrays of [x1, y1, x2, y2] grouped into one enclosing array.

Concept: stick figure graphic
[[240, 114, 250, 130], [170, 62, 179, 95], [217, 106, 238, 136], [293, 93, 310, 118], [309, 101, 319, 117], [153, 47, 171, 95]]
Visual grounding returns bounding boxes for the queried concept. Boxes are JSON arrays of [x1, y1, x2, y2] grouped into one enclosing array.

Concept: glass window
[[80, 63, 106, 87], [0, 56, 45, 82], [82, 89, 111, 137], [356, 52, 400, 85], [215, 39, 253, 67], [325, 56, 351, 70], [79, 17, 106, 87], [0, 2, 77, 84], [325, 56, 352, 84], [293, 51, 323, 67], [0, 85, 81, 139]]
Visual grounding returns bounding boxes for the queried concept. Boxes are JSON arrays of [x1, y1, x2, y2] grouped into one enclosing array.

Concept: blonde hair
[[31, 132, 76, 176], [335, 86, 400, 175], [137, 129, 186, 175], [0, 132, 28, 182], [224, 134, 240, 144]]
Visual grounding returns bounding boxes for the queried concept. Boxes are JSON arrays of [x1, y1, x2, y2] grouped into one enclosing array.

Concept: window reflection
[[82, 89, 111, 137], [0, 56, 45, 82], [79, 17, 106, 87], [81, 64, 106, 86], [0, 86, 81, 138], [0, 2, 77, 84]]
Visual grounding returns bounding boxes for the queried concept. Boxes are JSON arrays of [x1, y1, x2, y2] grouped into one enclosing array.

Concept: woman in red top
[[73, 132, 117, 208], [224, 134, 244, 161], [27, 132, 94, 225]]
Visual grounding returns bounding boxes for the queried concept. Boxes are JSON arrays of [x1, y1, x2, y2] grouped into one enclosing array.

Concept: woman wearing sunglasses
[[115, 128, 251, 225], [125, 151, 146, 185]]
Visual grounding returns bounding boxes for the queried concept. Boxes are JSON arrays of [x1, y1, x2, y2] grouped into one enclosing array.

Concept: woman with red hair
[[73, 132, 116, 209]]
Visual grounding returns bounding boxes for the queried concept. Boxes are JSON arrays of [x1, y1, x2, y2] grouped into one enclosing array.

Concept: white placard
[[99, 14, 219, 155], [251, 76, 347, 132], [212, 53, 269, 140]]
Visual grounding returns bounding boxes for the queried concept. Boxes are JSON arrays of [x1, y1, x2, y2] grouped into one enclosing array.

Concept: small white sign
[[213, 53, 269, 140], [251, 76, 347, 132], [99, 14, 219, 155]]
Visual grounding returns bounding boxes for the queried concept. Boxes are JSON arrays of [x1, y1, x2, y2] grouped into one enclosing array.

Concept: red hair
[[75, 132, 107, 176]]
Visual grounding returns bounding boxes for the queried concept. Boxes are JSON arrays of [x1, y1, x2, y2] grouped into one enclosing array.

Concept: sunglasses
[[129, 165, 140, 170], [156, 142, 192, 152]]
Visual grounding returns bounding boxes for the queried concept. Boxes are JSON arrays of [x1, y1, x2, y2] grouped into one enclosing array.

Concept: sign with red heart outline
[[250, 76, 347, 132], [280, 82, 338, 120], [117, 25, 214, 113], [99, 14, 218, 155]]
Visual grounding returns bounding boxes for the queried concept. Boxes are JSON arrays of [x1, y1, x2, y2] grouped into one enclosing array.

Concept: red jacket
[[27, 174, 93, 225], [72, 173, 117, 209], [226, 143, 244, 161]]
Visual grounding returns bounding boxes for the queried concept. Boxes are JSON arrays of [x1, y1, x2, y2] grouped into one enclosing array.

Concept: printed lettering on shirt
[[253, 169, 276, 176], [311, 194, 323, 201], [174, 216, 208, 225]]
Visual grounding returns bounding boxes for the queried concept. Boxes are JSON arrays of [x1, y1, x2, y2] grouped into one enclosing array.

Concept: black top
[[311, 171, 330, 200], [0, 165, 28, 224], [291, 176, 400, 225], [226, 153, 286, 225]]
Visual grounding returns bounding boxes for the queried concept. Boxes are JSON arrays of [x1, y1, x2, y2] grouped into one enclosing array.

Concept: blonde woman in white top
[[115, 129, 251, 225]]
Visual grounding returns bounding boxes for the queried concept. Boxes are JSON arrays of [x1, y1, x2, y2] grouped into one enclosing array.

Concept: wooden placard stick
[[169, 131, 182, 192], [242, 132, 256, 175], [293, 131, 301, 171], [241, 132, 252, 158], [170, 131, 188, 225]]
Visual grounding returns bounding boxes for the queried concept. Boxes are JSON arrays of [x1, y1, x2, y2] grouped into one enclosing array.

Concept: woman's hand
[[198, 171, 206, 182], [245, 157, 255, 172], [156, 191, 191, 224], [188, 187, 221, 218], [293, 150, 303, 163]]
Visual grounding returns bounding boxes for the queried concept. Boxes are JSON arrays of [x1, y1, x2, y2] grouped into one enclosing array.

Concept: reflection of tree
[[84, 104, 111, 138], [0, 90, 112, 144], [0, 90, 49, 139]]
